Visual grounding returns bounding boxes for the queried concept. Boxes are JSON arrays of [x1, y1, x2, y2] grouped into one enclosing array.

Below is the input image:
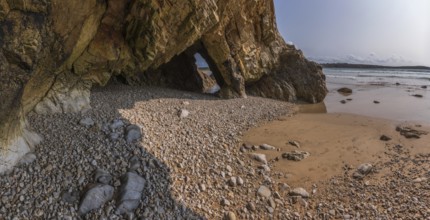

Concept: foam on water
[[324, 67, 430, 86]]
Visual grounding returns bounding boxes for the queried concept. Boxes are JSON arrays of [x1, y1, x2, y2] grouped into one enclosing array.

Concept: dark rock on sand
[[288, 140, 301, 148], [373, 100, 380, 104], [421, 85, 427, 89], [337, 87, 353, 95], [353, 163, 373, 179], [412, 94, 423, 98], [116, 172, 145, 215], [340, 100, 347, 104], [396, 126, 428, 139], [380, 135, 391, 141], [282, 150, 310, 161], [79, 184, 114, 215]]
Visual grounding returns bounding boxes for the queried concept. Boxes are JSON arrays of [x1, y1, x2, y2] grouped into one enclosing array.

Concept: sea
[[324, 67, 430, 87], [315, 67, 430, 124]]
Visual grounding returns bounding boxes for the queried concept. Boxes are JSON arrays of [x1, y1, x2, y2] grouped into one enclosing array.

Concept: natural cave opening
[[194, 53, 220, 94]]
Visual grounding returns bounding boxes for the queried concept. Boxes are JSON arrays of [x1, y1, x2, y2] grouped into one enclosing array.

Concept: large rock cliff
[[0, 0, 327, 172]]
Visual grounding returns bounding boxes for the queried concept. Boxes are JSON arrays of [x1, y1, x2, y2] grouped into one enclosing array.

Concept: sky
[[274, 0, 430, 66]]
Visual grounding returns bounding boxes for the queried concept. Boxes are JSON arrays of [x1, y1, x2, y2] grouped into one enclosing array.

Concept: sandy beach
[[1, 76, 429, 219]]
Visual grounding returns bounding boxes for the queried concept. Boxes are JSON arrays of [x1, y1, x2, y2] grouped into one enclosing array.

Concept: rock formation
[[0, 0, 327, 172]]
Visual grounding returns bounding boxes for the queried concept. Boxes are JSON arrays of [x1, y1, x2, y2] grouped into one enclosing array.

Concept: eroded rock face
[[0, 0, 327, 172]]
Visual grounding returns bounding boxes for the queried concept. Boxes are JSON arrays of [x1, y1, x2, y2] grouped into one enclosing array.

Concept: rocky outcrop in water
[[0, 0, 327, 172]]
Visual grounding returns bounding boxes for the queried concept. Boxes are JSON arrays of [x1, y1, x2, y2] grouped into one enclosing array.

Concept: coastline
[[1, 81, 429, 219]]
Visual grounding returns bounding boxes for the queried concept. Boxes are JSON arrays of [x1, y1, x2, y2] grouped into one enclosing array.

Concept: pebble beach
[[1, 84, 429, 219]]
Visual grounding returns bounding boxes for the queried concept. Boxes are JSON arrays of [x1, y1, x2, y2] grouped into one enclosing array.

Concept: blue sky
[[274, 0, 430, 66]]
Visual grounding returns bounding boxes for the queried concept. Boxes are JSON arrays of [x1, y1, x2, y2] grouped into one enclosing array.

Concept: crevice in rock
[[140, 40, 225, 96]]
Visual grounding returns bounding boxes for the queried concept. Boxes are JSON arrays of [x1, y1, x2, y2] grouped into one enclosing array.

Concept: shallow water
[[300, 68, 430, 124]]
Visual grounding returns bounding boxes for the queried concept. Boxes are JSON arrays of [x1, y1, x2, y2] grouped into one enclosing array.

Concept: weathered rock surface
[[116, 172, 146, 215], [0, 0, 327, 172], [78, 184, 114, 215], [353, 163, 373, 179], [282, 150, 310, 161]]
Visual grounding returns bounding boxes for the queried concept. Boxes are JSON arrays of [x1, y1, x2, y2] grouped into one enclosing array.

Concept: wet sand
[[243, 81, 430, 189], [324, 82, 430, 124], [243, 113, 430, 189]]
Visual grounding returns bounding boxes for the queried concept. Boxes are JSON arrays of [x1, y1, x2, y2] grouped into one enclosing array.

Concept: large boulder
[[0, 0, 327, 173]]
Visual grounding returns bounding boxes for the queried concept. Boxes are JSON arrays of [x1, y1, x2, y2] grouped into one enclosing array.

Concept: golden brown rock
[[0, 0, 327, 172]]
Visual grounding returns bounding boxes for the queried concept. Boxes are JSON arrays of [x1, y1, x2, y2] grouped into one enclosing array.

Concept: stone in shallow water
[[125, 125, 142, 143], [116, 172, 145, 215], [79, 184, 114, 215]]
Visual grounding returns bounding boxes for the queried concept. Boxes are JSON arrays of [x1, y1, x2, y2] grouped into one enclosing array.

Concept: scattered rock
[[396, 126, 428, 139], [250, 153, 267, 164], [109, 119, 125, 131], [225, 211, 236, 220], [79, 117, 94, 127], [247, 202, 256, 212], [109, 132, 120, 141], [289, 188, 310, 198], [260, 144, 276, 150], [94, 169, 112, 184], [340, 100, 346, 104], [257, 185, 271, 198], [288, 140, 300, 148], [179, 109, 190, 118], [221, 198, 230, 206], [353, 163, 373, 179], [237, 177, 244, 186], [373, 100, 380, 104], [412, 94, 423, 98], [116, 172, 146, 215], [78, 184, 114, 215], [379, 135, 391, 141], [228, 177, 237, 187], [337, 87, 353, 95], [19, 152, 37, 165], [125, 125, 142, 143], [226, 165, 233, 173], [258, 164, 271, 172], [129, 156, 141, 171], [421, 85, 427, 89], [62, 190, 79, 204], [282, 150, 310, 161], [199, 184, 206, 191], [412, 177, 428, 183]]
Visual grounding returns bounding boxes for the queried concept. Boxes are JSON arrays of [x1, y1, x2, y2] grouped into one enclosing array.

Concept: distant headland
[[321, 63, 430, 70]]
